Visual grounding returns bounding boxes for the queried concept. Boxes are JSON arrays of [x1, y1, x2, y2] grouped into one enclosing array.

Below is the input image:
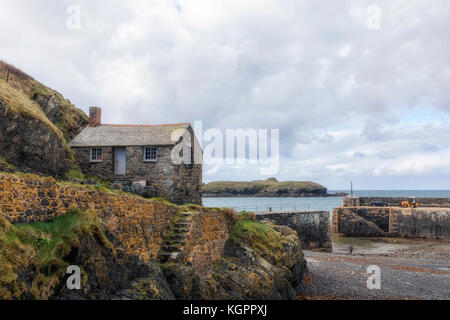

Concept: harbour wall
[[255, 210, 332, 251], [332, 206, 450, 240], [344, 197, 450, 208]]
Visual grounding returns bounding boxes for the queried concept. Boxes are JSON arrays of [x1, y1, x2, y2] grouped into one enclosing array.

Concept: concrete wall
[[254, 211, 332, 251], [332, 206, 450, 240]]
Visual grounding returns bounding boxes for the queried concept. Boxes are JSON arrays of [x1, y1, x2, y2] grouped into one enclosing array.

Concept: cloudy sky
[[1, 0, 450, 189]]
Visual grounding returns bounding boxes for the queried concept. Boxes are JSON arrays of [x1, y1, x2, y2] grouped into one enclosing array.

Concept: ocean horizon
[[202, 190, 450, 213]]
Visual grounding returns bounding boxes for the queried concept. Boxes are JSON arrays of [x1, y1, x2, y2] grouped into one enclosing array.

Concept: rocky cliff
[[203, 178, 328, 197], [0, 173, 308, 300], [164, 216, 307, 299], [0, 209, 174, 299], [0, 61, 88, 178]]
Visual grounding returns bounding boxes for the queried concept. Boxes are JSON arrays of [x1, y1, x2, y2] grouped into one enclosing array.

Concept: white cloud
[[1, 0, 450, 188]]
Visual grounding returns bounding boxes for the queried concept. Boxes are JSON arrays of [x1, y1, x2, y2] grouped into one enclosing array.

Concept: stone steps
[[173, 227, 189, 233], [158, 212, 195, 264], [162, 244, 184, 252], [174, 222, 190, 228], [180, 212, 194, 217], [163, 240, 185, 247], [158, 252, 184, 263], [164, 234, 186, 241]]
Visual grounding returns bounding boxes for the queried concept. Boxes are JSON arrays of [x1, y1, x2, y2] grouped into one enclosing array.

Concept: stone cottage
[[69, 107, 202, 205]]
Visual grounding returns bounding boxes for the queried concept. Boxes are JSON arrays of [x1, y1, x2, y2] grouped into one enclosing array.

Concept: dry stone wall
[[0, 172, 178, 261], [182, 209, 236, 273]]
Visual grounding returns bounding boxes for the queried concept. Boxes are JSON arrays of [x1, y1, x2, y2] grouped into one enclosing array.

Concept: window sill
[[143, 160, 157, 162], [90, 160, 103, 163]]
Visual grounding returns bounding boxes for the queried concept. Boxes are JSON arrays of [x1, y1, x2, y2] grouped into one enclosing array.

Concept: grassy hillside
[[203, 178, 327, 196], [0, 61, 88, 177], [0, 209, 104, 299], [0, 61, 88, 141], [0, 79, 66, 142]]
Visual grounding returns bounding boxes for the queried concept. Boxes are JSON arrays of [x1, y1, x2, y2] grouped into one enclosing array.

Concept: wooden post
[[350, 181, 353, 197], [6, 68, 10, 82]]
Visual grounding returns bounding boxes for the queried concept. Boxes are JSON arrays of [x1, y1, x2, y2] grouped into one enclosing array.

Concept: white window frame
[[90, 147, 103, 162], [143, 146, 157, 162]]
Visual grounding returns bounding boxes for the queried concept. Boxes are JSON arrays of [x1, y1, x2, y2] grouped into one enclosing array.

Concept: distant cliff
[[203, 178, 329, 197]]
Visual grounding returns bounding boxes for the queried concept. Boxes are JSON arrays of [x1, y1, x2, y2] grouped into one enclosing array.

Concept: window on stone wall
[[90, 148, 103, 162], [144, 146, 157, 161]]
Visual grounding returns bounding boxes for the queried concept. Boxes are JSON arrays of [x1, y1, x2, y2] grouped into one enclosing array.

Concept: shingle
[[68, 123, 191, 147]]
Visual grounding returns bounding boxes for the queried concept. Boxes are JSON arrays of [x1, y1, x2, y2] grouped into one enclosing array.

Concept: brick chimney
[[89, 107, 101, 127]]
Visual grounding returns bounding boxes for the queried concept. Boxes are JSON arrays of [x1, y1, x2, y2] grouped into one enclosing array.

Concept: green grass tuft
[[65, 168, 87, 181], [230, 214, 281, 253], [0, 156, 16, 169], [0, 208, 106, 299]]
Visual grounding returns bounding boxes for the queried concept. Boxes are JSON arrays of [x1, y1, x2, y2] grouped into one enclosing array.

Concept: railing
[[231, 204, 311, 212]]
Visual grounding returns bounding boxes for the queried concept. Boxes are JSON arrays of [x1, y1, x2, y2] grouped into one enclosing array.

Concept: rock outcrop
[[0, 102, 74, 178], [0, 210, 174, 300], [163, 214, 308, 300], [31, 83, 88, 141], [0, 61, 88, 178]]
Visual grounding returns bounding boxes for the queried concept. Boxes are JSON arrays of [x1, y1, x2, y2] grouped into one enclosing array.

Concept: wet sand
[[298, 238, 450, 300]]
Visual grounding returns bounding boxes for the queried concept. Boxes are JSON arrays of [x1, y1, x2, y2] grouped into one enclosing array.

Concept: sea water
[[202, 190, 450, 213]]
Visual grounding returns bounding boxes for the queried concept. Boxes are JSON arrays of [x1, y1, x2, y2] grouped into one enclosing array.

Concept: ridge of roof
[[68, 122, 194, 147], [99, 122, 190, 128]]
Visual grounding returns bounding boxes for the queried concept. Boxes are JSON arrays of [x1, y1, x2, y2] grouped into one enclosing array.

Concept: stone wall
[[183, 209, 236, 273], [356, 197, 450, 208], [0, 172, 313, 300], [331, 207, 386, 237], [0, 172, 178, 261], [342, 196, 360, 207], [254, 211, 332, 251], [394, 209, 450, 239], [73, 146, 115, 180], [332, 206, 450, 240], [72, 145, 202, 205]]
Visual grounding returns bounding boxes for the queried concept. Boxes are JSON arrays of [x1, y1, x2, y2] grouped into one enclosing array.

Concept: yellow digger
[[401, 197, 419, 208]]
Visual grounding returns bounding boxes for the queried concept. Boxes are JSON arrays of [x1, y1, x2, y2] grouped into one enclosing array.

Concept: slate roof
[[68, 123, 191, 147]]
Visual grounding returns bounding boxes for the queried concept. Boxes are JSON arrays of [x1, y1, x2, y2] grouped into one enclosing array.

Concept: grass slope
[[0, 79, 66, 141], [0, 208, 107, 299], [0, 60, 87, 142]]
